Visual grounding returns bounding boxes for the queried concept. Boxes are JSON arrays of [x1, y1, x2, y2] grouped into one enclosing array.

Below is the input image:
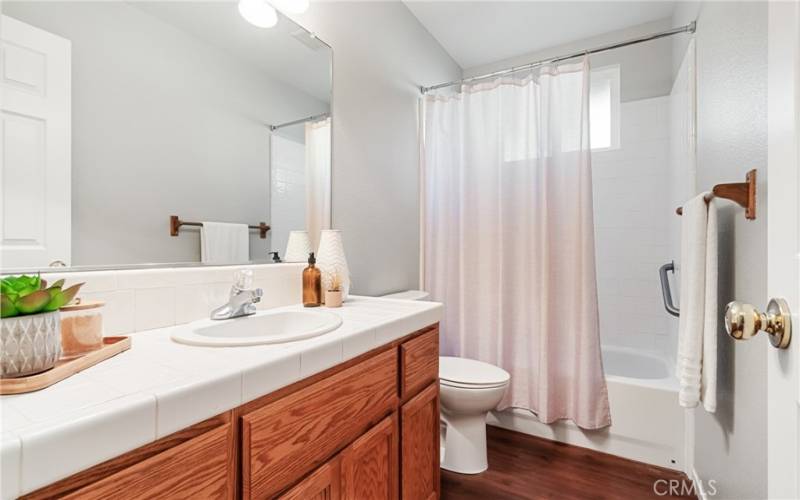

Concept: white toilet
[[380, 290, 510, 474], [439, 356, 510, 474]]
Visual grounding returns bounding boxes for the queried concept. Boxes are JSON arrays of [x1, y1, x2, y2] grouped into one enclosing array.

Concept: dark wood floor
[[441, 426, 696, 500]]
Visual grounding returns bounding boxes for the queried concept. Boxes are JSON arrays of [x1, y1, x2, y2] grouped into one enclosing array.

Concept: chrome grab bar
[[659, 261, 680, 317]]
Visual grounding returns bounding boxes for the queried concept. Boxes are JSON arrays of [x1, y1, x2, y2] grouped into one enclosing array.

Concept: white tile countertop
[[0, 296, 442, 499]]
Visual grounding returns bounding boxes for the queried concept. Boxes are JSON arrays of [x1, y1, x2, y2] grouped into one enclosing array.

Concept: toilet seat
[[440, 379, 508, 390], [439, 356, 510, 390]]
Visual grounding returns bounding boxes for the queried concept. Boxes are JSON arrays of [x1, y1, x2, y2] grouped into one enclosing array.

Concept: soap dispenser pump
[[302, 252, 322, 307]]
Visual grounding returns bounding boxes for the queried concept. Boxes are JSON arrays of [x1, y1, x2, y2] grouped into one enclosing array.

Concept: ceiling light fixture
[[238, 0, 278, 28]]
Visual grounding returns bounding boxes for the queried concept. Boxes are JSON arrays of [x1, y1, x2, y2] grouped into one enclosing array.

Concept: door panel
[[279, 456, 340, 500], [340, 414, 398, 500], [401, 383, 439, 500], [767, 2, 800, 497], [1, 15, 71, 268]]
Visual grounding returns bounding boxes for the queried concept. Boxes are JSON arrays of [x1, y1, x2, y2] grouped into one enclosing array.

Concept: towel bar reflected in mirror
[[169, 215, 270, 239]]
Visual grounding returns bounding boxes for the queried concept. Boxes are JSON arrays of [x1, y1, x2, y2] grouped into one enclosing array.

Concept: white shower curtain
[[305, 117, 331, 249], [422, 58, 610, 429]]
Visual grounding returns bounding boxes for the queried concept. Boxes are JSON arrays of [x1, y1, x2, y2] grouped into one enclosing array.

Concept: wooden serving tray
[[0, 336, 131, 395]]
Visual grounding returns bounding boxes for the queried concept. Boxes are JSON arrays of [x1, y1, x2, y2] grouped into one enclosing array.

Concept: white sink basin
[[171, 310, 343, 347]]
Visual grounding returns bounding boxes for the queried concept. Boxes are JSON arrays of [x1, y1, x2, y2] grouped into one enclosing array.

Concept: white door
[[767, 2, 799, 498], [0, 15, 71, 269]]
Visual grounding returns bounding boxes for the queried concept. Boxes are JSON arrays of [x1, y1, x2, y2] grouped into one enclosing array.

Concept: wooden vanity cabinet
[[25, 325, 440, 500]]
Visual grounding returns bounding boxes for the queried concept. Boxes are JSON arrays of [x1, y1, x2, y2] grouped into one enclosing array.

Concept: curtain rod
[[268, 112, 329, 131], [420, 21, 696, 94]]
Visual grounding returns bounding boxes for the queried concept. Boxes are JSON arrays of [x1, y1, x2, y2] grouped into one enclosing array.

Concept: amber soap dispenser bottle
[[302, 252, 322, 307]]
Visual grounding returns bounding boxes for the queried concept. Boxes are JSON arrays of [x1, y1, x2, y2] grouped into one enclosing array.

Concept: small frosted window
[[590, 65, 620, 151]]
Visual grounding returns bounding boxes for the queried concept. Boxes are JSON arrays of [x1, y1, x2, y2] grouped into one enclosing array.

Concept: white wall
[[463, 18, 675, 103], [672, 2, 768, 499], [287, 2, 462, 296], [3, 1, 329, 266], [593, 96, 673, 357]]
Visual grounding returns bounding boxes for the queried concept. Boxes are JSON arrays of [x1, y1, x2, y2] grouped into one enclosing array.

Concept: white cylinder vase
[[316, 230, 350, 301], [284, 230, 313, 263]]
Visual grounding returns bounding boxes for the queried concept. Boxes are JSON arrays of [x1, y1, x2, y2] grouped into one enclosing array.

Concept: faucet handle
[[233, 269, 253, 290]]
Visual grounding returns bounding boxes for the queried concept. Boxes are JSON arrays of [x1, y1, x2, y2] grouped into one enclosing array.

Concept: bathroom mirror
[[0, 1, 332, 271]]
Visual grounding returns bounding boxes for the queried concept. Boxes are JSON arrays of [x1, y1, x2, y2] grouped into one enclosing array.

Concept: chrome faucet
[[210, 270, 263, 320]]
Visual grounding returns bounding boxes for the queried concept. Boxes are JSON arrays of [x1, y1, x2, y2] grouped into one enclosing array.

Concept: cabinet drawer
[[63, 423, 233, 500], [399, 328, 439, 400], [242, 348, 398, 499]]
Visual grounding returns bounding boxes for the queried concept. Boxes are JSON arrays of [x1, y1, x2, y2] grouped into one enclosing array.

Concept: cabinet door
[[401, 383, 439, 500], [340, 414, 398, 500], [62, 424, 233, 500], [280, 457, 340, 500], [242, 349, 397, 499]]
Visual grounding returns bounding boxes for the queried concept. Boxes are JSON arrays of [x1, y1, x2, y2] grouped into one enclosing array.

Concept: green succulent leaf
[[0, 294, 18, 318], [1, 276, 84, 316], [16, 290, 50, 314], [60, 283, 83, 305]]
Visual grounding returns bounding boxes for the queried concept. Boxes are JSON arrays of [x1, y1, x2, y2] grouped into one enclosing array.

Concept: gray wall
[[673, 2, 768, 498], [463, 18, 675, 102], [4, 1, 328, 266], [287, 2, 462, 296]]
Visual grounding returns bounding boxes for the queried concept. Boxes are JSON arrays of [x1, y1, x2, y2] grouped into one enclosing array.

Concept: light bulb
[[269, 0, 309, 14], [238, 0, 278, 28]]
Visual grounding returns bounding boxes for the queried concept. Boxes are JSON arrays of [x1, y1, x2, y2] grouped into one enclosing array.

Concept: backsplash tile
[[81, 290, 135, 335], [134, 287, 176, 332], [29, 263, 305, 336]]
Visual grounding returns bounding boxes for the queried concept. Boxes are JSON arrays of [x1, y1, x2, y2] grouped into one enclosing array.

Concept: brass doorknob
[[725, 298, 792, 349]]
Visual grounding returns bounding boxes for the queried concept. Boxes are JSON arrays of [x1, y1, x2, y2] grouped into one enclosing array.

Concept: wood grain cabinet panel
[[242, 348, 398, 499], [63, 423, 233, 500], [341, 414, 399, 500], [400, 328, 439, 401], [401, 383, 440, 500], [279, 456, 341, 500]]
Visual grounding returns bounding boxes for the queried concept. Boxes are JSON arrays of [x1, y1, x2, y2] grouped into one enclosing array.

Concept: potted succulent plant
[[325, 271, 343, 308], [1, 275, 83, 378]]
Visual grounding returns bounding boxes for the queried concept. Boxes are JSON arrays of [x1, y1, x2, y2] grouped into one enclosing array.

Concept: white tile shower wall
[[270, 135, 307, 256], [34, 264, 305, 335], [592, 96, 674, 357]]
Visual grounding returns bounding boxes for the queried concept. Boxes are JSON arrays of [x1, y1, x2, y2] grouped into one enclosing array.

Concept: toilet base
[[440, 412, 489, 474]]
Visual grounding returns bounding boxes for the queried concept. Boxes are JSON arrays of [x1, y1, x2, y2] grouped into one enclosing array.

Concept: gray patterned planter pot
[[1, 311, 62, 378]]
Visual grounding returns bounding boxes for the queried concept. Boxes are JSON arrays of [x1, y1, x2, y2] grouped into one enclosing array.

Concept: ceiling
[[132, 2, 331, 103], [404, 1, 677, 69]]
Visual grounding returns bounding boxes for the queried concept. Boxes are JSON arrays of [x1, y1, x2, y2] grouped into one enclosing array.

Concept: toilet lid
[[439, 356, 510, 388], [382, 290, 430, 301]]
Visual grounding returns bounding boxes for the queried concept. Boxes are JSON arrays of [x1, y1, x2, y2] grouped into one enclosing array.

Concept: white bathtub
[[488, 345, 685, 470]]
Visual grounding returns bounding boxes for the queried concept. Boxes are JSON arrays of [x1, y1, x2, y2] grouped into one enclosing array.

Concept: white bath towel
[[200, 222, 250, 265], [676, 193, 717, 412]]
